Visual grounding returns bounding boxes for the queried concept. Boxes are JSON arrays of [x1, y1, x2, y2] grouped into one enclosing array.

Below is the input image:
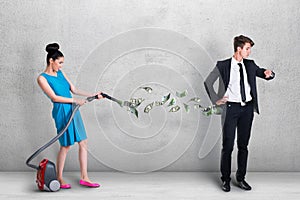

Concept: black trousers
[[220, 101, 254, 182]]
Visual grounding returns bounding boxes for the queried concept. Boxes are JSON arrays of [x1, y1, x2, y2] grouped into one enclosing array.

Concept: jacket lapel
[[243, 59, 253, 87], [223, 58, 232, 89]]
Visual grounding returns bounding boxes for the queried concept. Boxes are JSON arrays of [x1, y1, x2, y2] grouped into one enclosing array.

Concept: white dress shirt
[[224, 58, 252, 105]]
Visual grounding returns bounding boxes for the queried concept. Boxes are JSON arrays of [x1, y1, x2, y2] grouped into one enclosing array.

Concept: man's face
[[238, 42, 252, 59]]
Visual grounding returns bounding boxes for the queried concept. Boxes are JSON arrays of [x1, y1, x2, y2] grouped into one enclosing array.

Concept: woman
[[37, 43, 102, 189]]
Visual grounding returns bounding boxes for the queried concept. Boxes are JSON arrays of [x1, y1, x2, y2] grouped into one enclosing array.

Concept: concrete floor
[[0, 172, 299, 200]]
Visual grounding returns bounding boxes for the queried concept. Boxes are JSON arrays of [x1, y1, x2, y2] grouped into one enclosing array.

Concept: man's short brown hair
[[233, 35, 255, 52]]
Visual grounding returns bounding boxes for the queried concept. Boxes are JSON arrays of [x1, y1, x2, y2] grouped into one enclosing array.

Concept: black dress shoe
[[222, 181, 230, 192], [237, 180, 252, 190]]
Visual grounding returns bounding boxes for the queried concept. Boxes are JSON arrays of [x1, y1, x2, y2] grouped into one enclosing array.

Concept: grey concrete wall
[[0, 0, 299, 172]]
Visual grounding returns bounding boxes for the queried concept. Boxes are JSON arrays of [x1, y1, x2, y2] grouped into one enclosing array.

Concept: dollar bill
[[122, 98, 144, 108], [161, 93, 171, 104], [183, 103, 190, 113], [202, 106, 212, 116], [176, 90, 188, 98], [153, 93, 171, 106], [129, 107, 139, 118], [139, 86, 153, 93], [188, 97, 201, 103], [211, 105, 222, 115], [130, 98, 144, 107], [168, 98, 176, 107], [169, 105, 180, 112], [144, 102, 154, 113], [155, 101, 163, 106], [202, 105, 222, 116], [194, 104, 203, 109]]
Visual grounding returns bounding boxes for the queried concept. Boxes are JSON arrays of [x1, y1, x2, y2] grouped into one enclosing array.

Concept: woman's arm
[[61, 70, 103, 99], [61, 70, 93, 96], [37, 75, 85, 105]]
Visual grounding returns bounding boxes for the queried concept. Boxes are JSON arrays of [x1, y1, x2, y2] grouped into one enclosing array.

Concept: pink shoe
[[60, 183, 71, 189], [79, 180, 100, 188]]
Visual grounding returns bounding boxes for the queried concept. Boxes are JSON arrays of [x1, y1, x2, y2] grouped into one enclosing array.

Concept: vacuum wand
[[87, 92, 114, 102], [98, 92, 123, 107], [100, 92, 118, 102]]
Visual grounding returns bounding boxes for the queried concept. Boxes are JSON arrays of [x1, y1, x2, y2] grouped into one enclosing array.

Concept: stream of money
[[105, 87, 222, 118]]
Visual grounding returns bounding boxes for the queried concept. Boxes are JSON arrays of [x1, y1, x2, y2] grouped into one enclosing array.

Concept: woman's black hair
[[45, 43, 64, 65]]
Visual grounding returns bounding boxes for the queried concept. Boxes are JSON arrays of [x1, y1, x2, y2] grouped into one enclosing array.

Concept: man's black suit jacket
[[204, 58, 274, 114]]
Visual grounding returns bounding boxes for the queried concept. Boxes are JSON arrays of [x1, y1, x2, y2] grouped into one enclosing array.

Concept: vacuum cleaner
[[26, 92, 113, 192]]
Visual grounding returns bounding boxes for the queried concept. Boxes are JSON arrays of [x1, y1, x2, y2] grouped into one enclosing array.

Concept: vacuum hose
[[26, 93, 111, 170]]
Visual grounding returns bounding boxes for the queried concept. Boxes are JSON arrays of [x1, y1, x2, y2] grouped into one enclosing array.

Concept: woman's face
[[50, 57, 64, 72]]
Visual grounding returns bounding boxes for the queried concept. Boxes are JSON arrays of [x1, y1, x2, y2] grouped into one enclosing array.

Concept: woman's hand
[[74, 99, 86, 106], [95, 91, 104, 100]]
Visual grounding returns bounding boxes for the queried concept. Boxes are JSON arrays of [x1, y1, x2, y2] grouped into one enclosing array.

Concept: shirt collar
[[231, 57, 244, 69]]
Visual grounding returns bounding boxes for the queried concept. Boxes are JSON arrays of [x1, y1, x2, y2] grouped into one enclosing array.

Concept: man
[[204, 35, 275, 192]]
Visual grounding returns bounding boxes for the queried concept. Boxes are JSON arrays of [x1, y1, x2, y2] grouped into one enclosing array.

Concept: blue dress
[[40, 70, 87, 146]]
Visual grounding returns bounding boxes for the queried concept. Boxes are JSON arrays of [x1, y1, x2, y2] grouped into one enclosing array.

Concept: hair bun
[[46, 43, 60, 53]]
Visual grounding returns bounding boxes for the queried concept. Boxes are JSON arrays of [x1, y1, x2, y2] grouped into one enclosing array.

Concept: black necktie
[[238, 63, 246, 102]]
